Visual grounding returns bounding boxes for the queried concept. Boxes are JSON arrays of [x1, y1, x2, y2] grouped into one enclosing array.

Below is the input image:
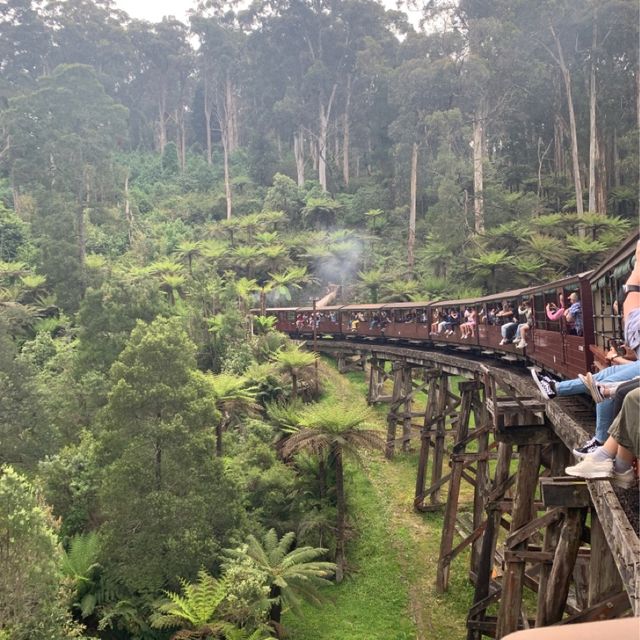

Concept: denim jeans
[[501, 322, 517, 338], [556, 361, 640, 442]]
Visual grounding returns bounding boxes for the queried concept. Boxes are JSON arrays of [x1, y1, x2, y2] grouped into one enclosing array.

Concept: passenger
[[430, 309, 442, 335], [445, 309, 460, 336], [460, 308, 477, 339], [487, 307, 498, 326], [532, 241, 640, 456], [565, 292, 583, 335], [497, 302, 517, 345], [296, 313, 304, 330], [546, 293, 565, 321], [437, 311, 449, 335], [350, 314, 359, 332], [515, 300, 533, 349], [564, 387, 639, 488]]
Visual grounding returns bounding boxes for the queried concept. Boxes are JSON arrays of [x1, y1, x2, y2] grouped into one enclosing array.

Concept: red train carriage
[[474, 289, 529, 357], [340, 303, 387, 338], [382, 301, 431, 341], [261, 307, 298, 333], [526, 273, 594, 379], [293, 305, 344, 336]]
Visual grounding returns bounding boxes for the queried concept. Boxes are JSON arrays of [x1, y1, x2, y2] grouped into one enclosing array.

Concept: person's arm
[[605, 345, 636, 365], [623, 240, 640, 321], [546, 304, 564, 321]]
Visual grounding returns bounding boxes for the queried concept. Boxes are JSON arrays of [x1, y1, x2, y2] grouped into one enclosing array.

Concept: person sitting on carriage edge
[[532, 240, 640, 458], [497, 302, 516, 344], [564, 387, 639, 488]]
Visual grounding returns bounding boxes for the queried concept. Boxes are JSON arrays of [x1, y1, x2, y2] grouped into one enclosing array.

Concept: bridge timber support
[[310, 340, 639, 637]]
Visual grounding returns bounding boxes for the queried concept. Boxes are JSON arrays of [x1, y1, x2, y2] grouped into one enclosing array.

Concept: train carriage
[[473, 288, 529, 356], [382, 301, 431, 340], [526, 273, 594, 379], [339, 303, 388, 338], [589, 230, 639, 368], [294, 305, 344, 336]]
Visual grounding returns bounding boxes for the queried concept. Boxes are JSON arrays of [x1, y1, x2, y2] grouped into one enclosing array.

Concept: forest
[[0, 0, 638, 638]]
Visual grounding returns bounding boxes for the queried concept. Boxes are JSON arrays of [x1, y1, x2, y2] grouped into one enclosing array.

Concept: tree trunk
[[596, 128, 607, 214], [343, 75, 351, 187], [294, 128, 305, 187], [291, 372, 298, 401], [318, 454, 326, 501], [157, 94, 167, 155], [269, 584, 283, 637], [222, 136, 232, 219], [551, 25, 584, 215], [408, 141, 418, 272], [318, 103, 328, 192], [588, 16, 598, 213], [204, 76, 213, 165], [318, 84, 338, 192], [473, 104, 486, 233], [215, 419, 226, 457], [124, 169, 133, 245], [333, 443, 346, 582], [154, 439, 162, 490]]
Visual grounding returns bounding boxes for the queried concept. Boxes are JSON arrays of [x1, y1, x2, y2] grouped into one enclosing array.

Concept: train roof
[[382, 300, 431, 309], [341, 303, 387, 311], [590, 229, 639, 283], [296, 305, 344, 312], [526, 271, 592, 294]]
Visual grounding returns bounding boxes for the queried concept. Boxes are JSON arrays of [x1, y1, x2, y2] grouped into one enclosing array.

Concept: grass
[[283, 361, 475, 640]]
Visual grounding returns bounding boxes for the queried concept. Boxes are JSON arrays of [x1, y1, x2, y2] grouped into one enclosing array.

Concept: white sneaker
[[613, 468, 636, 489], [565, 454, 613, 480], [515, 340, 526, 349]]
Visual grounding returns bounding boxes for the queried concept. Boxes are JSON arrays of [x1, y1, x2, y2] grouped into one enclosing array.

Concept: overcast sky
[[113, 0, 422, 27]]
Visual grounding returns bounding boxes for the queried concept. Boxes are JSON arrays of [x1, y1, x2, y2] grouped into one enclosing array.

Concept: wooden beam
[[538, 507, 585, 626], [540, 477, 591, 508]]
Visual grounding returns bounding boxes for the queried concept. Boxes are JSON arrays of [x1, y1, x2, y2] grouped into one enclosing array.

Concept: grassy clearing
[[284, 362, 474, 640]]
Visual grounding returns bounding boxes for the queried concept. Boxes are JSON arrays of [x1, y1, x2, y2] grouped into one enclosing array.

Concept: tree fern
[[149, 570, 228, 634]]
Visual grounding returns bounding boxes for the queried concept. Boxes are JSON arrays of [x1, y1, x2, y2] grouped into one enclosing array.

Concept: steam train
[[260, 231, 639, 380]]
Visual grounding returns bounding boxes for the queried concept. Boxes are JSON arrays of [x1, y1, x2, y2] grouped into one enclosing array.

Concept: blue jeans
[[501, 322, 517, 339], [556, 361, 640, 442]]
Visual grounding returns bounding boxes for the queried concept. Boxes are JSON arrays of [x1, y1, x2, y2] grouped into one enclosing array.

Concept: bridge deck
[[309, 339, 640, 615]]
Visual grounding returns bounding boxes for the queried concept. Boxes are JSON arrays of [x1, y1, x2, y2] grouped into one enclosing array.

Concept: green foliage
[[0, 466, 84, 640], [150, 569, 230, 636], [226, 529, 336, 625], [39, 431, 100, 538], [96, 317, 246, 594]]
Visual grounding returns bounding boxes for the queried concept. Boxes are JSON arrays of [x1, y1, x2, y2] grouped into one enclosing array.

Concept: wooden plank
[[495, 425, 558, 446], [557, 591, 631, 625], [589, 510, 624, 606], [540, 477, 591, 508], [539, 507, 585, 626], [496, 443, 541, 639], [587, 481, 640, 614], [506, 508, 563, 549]]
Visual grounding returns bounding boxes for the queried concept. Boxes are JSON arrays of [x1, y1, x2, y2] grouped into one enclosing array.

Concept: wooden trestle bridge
[[307, 340, 639, 639]]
